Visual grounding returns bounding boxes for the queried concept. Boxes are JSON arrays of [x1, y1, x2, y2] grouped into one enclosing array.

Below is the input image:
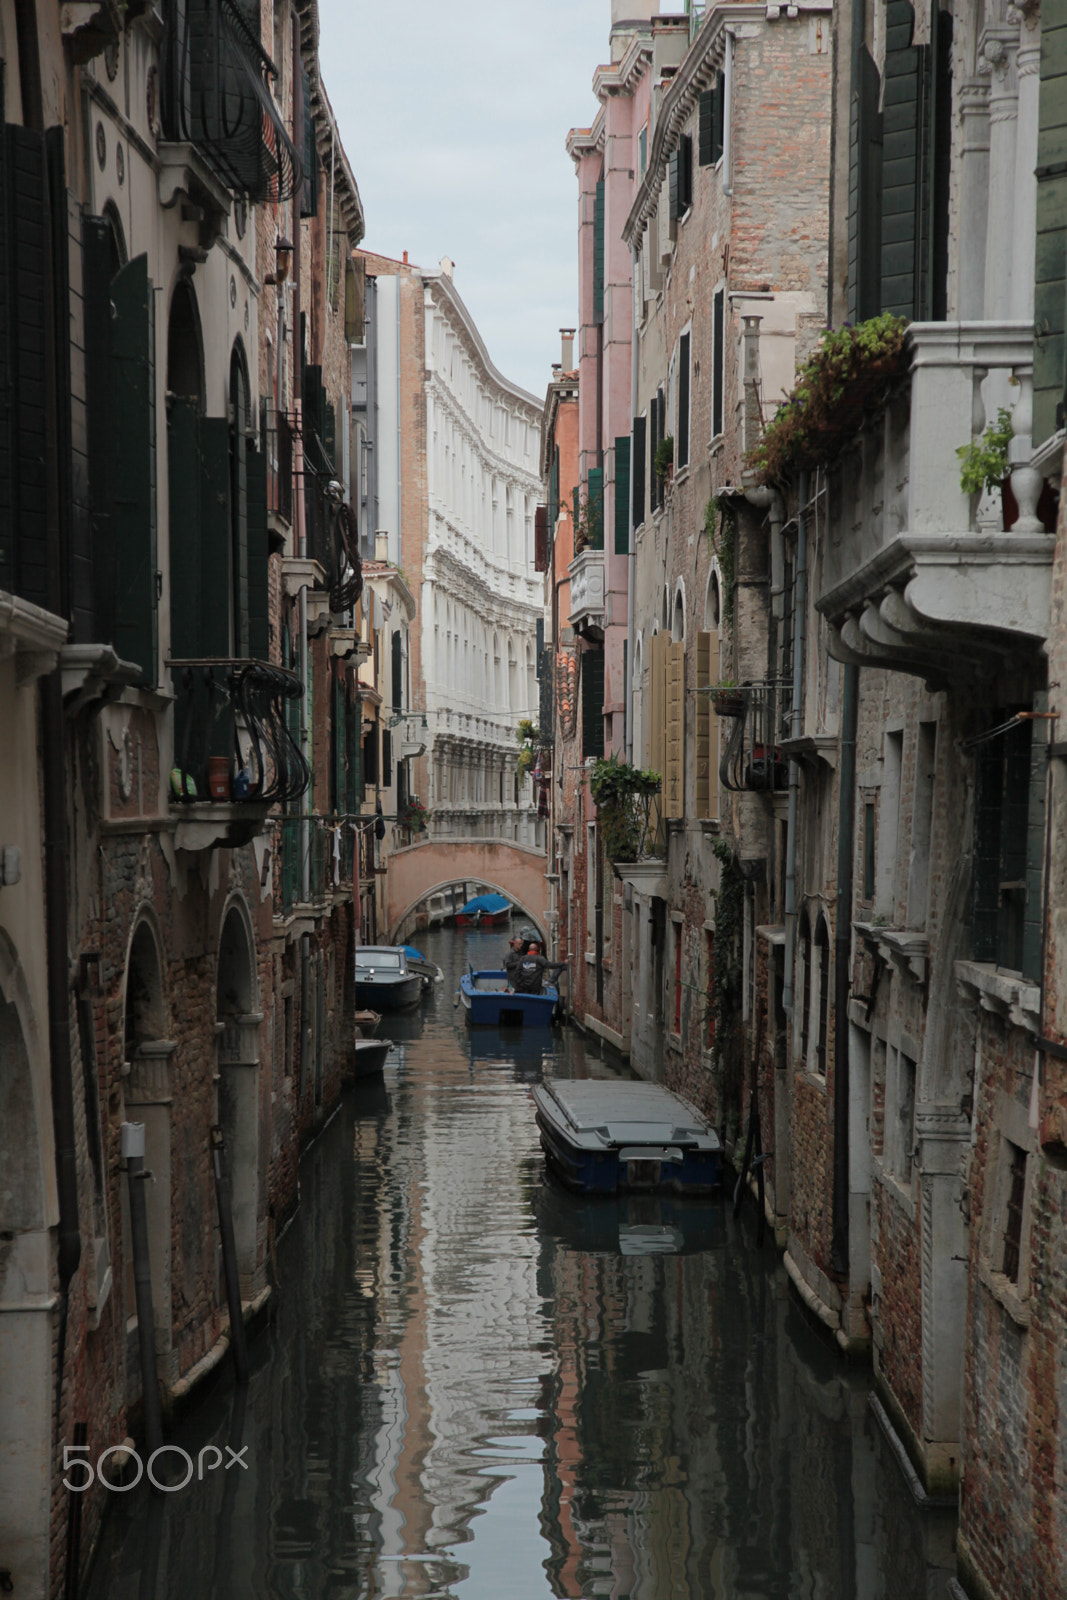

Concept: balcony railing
[[568, 547, 605, 635], [718, 683, 793, 795], [161, 0, 301, 203], [299, 431, 363, 615], [170, 659, 310, 807]]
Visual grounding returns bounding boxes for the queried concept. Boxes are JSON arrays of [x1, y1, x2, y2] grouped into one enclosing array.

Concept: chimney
[[440, 256, 455, 280], [560, 328, 575, 371], [402, 250, 408, 265], [375, 530, 390, 562]]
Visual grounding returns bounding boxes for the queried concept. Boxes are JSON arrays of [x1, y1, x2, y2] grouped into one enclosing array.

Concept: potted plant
[[400, 797, 428, 834], [589, 752, 662, 865], [712, 680, 746, 718], [655, 434, 675, 483]]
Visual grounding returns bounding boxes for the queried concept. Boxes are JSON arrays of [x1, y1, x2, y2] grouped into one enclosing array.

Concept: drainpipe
[[832, 662, 859, 1277], [293, 15, 309, 904], [626, 245, 639, 763], [782, 471, 808, 1019], [722, 29, 734, 196], [396, 278, 403, 569]]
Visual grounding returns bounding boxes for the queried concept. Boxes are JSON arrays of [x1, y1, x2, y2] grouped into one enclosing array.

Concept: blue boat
[[455, 892, 511, 927], [459, 968, 558, 1027], [532, 1080, 722, 1195]]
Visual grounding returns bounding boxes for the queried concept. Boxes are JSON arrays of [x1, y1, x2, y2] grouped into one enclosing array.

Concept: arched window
[[103, 200, 127, 279], [526, 642, 536, 722], [672, 584, 685, 643], [815, 917, 830, 1079], [799, 910, 812, 1070], [507, 638, 518, 711], [704, 570, 720, 632]]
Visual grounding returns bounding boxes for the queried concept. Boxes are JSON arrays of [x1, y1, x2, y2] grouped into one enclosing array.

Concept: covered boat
[[459, 968, 558, 1027], [532, 1080, 722, 1195], [454, 892, 510, 927], [400, 944, 443, 990], [353, 947, 422, 1010]]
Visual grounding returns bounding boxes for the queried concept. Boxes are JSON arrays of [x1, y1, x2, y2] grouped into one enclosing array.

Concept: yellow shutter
[[666, 639, 684, 820], [649, 632, 668, 839], [695, 630, 720, 820]]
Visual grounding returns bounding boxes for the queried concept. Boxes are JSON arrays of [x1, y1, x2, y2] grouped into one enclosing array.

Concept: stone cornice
[[425, 545, 540, 628], [424, 274, 542, 413], [295, 1, 365, 248], [566, 111, 605, 164], [592, 30, 655, 102], [427, 375, 541, 493]]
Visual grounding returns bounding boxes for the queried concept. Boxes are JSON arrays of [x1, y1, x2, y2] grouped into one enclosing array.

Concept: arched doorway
[[216, 901, 262, 1291], [122, 915, 175, 1379]]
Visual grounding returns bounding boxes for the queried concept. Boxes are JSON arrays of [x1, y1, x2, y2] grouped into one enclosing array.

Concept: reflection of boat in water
[[353, 947, 422, 1010], [534, 1168, 725, 1254], [467, 1026, 552, 1080], [349, 1071, 391, 1118], [455, 892, 511, 928], [460, 968, 558, 1027], [533, 1079, 722, 1194]]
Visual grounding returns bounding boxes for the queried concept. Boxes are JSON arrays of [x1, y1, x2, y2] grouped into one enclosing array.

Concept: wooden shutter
[[713, 73, 725, 163], [587, 466, 604, 550], [680, 135, 693, 212], [668, 148, 680, 222], [972, 736, 1003, 963], [666, 640, 685, 820], [111, 255, 157, 685], [880, 0, 934, 320], [534, 504, 548, 571], [345, 256, 366, 344], [581, 646, 605, 760], [1023, 693, 1048, 983], [168, 399, 201, 659], [649, 394, 660, 513], [199, 417, 232, 658], [712, 290, 724, 439], [2, 125, 49, 611], [83, 215, 116, 644], [677, 333, 690, 469], [699, 87, 715, 167], [614, 436, 630, 555], [695, 631, 719, 820], [247, 441, 269, 661], [847, 47, 884, 325], [382, 726, 392, 789], [593, 180, 605, 324], [1035, 7, 1067, 440], [649, 631, 668, 840], [391, 628, 403, 710], [632, 415, 646, 527]]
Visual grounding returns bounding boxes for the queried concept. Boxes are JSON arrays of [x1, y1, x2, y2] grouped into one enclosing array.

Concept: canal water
[[85, 926, 956, 1599]]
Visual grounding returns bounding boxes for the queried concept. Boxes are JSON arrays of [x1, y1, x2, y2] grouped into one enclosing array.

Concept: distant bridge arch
[[385, 837, 548, 945]]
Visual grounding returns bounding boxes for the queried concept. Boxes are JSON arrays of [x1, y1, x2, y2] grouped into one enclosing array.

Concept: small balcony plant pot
[[208, 756, 231, 800], [713, 689, 745, 718]]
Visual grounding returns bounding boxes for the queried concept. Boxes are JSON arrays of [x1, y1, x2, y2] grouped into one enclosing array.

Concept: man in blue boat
[[512, 942, 565, 996], [504, 934, 526, 988]]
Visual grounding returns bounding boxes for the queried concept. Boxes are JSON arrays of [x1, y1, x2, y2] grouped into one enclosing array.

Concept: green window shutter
[[199, 417, 232, 658], [391, 628, 403, 709], [1023, 694, 1048, 983], [83, 216, 116, 644], [847, 47, 884, 324], [1034, 7, 1067, 440], [581, 646, 605, 760], [668, 147, 680, 222], [587, 466, 604, 550], [677, 332, 690, 468], [632, 415, 646, 527], [679, 135, 693, 212], [246, 441, 269, 661], [880, 0, 934, 320], [573, 484, 580, 529], [593, 179, 605, 325], [699, 88, 714, 167], [111, 254, 158, 685], [382, 727, 392, 789], [972, 737, 1003, 962], [712, 292, 724, 439], [649, 393, 660, 513], [614, 436, 630, 555], [713, 73, 725, 163], [168, 399, 201, 660]]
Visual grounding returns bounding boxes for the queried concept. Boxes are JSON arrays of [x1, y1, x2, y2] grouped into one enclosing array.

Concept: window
[[875, 729, 904, 919], [614, 436, 631, 555], [668, 134, 693, 222], [863, 802, 876, 901], [632, 415, 646, 528], [587, 824, 597, 949], [712, 289, 725, 439], [698, 74, 726, 167], [1001, 1141, 1027, 1283], [391, 629, 403, 711], [672, 918, 683, 1035], [815, 918, 830, 1078], [581, 646, 605, 760], [895, 1051, 916, 1185], [638, 124, 648, 178], [906, 720, 937, 927], [677, 332, 690, 469], [705, 928, 716, 1050], [799, 912, 812, 1070], [382, 728, 392, 789], [593, 178, 605, 324], [972, 707, 1046, 980], [695, 630, 719, 820]]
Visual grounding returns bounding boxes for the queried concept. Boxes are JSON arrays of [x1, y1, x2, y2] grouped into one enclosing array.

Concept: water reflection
[[85, 927, 955, 1599]]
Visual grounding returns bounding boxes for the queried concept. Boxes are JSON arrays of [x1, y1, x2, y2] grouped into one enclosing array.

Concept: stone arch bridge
[[386, 837, 548, 944]]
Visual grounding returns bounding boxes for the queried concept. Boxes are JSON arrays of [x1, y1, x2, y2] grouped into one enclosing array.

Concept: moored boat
[[459, 968, 558, 1027], [352, 1037, 392, 1077], [399, 944, 443, 990], [353, 947, 422, 1010], [532, 1080, 722, 1195], [454, 892, 511, 927]]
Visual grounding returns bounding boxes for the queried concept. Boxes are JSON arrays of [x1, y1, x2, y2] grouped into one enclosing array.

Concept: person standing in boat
[[504, 934, 526, 988], [513, 942, 565, 996]]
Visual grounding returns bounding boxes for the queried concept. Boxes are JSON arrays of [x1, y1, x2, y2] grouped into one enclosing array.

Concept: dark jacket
[[513, 953, 563, 995]]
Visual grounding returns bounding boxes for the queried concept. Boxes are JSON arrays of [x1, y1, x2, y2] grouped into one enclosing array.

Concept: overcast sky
[[318, 0, 611, 403]]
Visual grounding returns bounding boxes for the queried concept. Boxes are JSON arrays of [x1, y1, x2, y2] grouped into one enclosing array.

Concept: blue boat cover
[[457, 893, 510, 916], [401, 945, 427, 962]]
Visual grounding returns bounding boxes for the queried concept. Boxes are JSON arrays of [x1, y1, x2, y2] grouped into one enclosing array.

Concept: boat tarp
[[458, 893, 510, 916]]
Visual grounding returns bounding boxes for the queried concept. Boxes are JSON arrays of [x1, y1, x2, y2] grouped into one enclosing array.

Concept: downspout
[[626, 244, 639, 763], [396, 277, 403, 569], [293, 15, 309, 905], [722, 30, 734, 195], [832, 661, 859, 1277], [782, 471, 808, 1020]]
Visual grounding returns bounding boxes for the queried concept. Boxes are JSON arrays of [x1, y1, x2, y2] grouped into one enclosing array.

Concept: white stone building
[[422, 269, 544, 844]]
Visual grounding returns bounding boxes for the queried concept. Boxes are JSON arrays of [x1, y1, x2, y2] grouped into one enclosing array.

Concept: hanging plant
[[704, 494, 737, 625], [746, 314, 909, 484], [517, 746, 535, 782], [655, 434, 675, 479], [589, 752, 662, 863]]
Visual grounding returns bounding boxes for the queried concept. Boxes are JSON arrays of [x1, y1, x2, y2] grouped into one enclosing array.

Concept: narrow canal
[[86, 927, 956, 1599]]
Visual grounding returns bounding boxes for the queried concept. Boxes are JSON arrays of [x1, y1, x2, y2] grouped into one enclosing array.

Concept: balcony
[[169, 659, 309, 851], [718, 683, 793, 794], [816, 323, 1056, 684], [568, 547, 605, 637], [160, 0, 301, 208]]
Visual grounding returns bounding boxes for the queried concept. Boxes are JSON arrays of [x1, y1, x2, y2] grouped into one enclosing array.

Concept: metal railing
[[717, 682, 793, 794], [169, 659, 310, 806]]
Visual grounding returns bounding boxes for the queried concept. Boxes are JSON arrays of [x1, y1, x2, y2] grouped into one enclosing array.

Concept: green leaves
[[957, 407, 1014, 496]]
